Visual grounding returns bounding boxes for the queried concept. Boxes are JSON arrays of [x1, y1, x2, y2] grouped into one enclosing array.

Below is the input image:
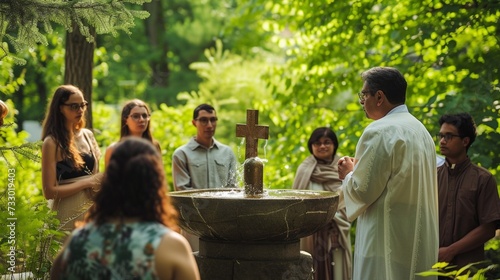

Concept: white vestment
[[342, 105, 438, 280]]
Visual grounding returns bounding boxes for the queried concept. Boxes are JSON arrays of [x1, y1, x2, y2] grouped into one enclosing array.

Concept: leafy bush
[[0, 101, 64, 279], [417, 237, 500, 279]]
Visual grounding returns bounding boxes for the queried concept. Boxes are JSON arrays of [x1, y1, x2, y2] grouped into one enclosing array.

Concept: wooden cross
[[236, 109, 269, 159]]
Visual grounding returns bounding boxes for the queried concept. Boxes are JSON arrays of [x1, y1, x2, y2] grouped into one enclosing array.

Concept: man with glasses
[[172, 104, 238, 251], [337, 67, 439, 280], [172, 103, 238, 191], [437, 113, 500, 274]]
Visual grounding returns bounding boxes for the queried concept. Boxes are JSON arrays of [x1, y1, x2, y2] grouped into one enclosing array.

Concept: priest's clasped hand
[[337, 156, 355, 180]]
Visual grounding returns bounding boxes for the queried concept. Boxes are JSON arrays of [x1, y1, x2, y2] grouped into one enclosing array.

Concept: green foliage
[[0, 100, 42, 166], [0, 0, 151, 63], [93, 0, 235, 106], [0, 103, 63, 278], [0, 142, 41, 168], [227, 0, 500, 186], [0, 32, 66, 128], [417, 260, 499, 279], [91, 100, 121, 153]]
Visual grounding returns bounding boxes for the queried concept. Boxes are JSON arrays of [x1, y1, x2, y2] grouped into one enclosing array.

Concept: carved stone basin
[[169, 188, 339, 242], [168, 109, 340, 279]]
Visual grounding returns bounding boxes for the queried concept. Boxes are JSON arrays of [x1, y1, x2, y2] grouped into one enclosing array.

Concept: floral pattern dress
[[60, 221, 170, 279]]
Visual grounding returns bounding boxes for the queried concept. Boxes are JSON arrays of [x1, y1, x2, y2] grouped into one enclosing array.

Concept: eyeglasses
[[129, 113, 151, 121], [436, 133, 462, 142], [195, 117, 218, 125], [312, 141, 333, 147], [358, 91, 370, 102], [62, 102, 88, 111]]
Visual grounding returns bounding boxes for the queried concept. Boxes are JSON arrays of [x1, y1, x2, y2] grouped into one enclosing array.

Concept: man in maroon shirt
[[437, 112, 500, 269]]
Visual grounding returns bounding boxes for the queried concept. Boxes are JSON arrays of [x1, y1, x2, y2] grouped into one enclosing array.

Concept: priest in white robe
[[338, 67, 438, 280]]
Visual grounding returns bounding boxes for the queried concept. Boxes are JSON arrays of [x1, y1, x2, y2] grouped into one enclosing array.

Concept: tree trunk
[[144, 0, 169, 87], [12, 85, 24, 132], [64, 26, 95, 129]]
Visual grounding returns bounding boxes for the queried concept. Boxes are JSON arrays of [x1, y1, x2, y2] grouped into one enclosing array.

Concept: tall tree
[[1, 0, 151, 62], [0, 0, 151, 127], [65, 27, 96, 127], [144, 0, 169, 87]]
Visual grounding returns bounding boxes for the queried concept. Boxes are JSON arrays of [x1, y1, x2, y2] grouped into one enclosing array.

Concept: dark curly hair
[[87, 137, 178, 230], [438, 112, 477, 152]]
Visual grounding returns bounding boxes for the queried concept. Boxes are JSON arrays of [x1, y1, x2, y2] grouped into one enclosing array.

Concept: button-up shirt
[[438, 158, 500, 267], [172, 137, 238, 190]]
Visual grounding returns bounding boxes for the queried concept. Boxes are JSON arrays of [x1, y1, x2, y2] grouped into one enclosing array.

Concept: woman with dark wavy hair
[[41, 85, 101, 233], [51, 137, 200, 280], [104, 99, 161, 167]]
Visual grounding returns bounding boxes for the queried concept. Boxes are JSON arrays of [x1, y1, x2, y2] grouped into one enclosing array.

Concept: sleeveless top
[[56, 132, 95, 180], [60, 221, 171, 279], [51, 130, 98, 232]]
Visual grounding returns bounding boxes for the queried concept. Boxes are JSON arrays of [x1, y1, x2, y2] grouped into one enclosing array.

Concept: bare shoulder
[[42, 136, 57, 151], [43, 135, 56, 145], [159, 230, 190, 249], [155, 230, 200, 280], [104, 142, 118, 166], [105, 142, 118, 152]]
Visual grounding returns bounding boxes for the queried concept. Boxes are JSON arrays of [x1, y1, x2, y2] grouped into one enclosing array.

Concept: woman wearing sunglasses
[[104, 99, 161, 168], [41, 85, 102, 234]]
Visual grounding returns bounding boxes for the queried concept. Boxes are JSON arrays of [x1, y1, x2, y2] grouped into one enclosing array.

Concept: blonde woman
[[41, 85, 101, 233]]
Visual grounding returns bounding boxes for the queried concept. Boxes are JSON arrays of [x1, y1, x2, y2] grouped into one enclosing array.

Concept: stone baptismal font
[[169, 109, 339, 280]]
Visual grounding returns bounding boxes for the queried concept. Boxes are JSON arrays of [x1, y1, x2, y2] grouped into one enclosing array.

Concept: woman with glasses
[[104, 99, 161, 167], [41, 85, 102, 233], [51, 138, 200, 280], [292, 127, 352, 280]]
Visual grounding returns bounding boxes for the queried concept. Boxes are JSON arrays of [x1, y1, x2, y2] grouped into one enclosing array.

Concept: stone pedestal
[[195, 239, 313, 280], [169, 189, 338, 280]]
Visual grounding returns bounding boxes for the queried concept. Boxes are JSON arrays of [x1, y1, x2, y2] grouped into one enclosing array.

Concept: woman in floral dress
[[51, 137, 200, 280]]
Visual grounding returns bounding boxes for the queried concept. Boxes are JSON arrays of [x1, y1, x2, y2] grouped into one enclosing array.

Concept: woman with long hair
[[104, 99, 161, 167], [292, 127, 352, 280], [51, 137, 200, 280], [41, 85, 102, 232]]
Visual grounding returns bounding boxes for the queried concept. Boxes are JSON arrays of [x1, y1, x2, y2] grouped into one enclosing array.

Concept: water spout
[[236, 109, 269, 196], [243, 157, 263, 195]]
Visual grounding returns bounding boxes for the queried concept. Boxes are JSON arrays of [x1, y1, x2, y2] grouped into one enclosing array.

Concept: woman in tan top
[[41, 85, 102, 233]]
